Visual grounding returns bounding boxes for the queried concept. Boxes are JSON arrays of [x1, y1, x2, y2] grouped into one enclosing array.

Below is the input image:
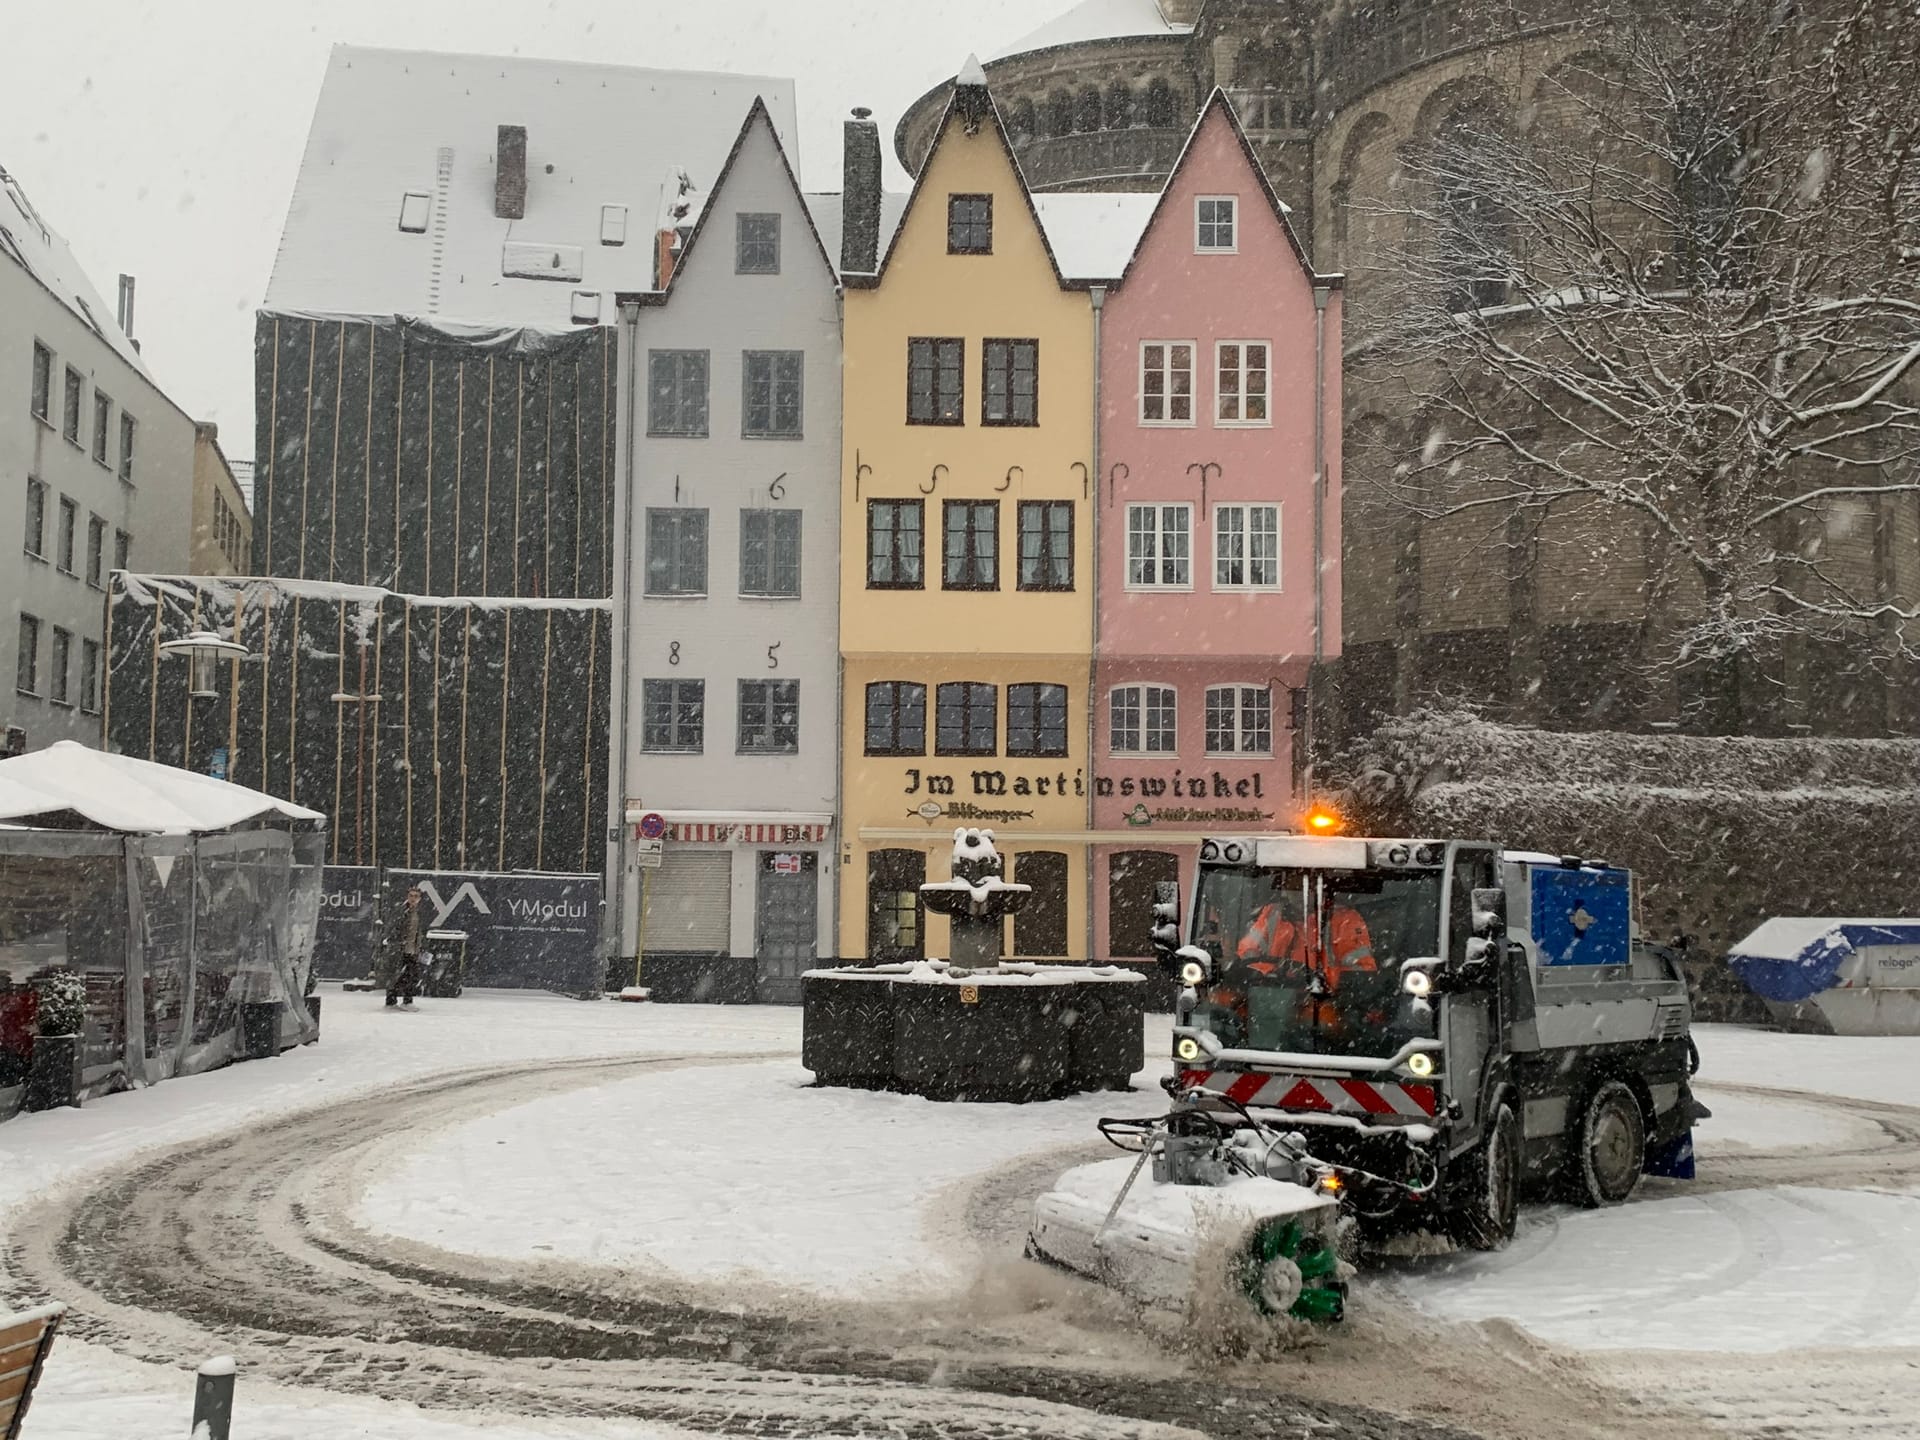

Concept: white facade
[[610, 105, 843, 991], [2, 167, 195, 751]]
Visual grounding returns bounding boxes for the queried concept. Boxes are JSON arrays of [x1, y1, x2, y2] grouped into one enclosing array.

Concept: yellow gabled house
[[839, 61, 1098, 962]]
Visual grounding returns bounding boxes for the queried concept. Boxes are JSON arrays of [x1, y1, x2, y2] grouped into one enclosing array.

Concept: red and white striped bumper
[[1178, 1067, 1439, 1120]]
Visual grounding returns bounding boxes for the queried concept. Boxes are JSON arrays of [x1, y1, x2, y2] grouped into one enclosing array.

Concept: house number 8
[[668, 641, 681, 666]]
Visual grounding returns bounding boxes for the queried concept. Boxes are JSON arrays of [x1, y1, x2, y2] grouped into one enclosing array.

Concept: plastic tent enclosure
[[0, 744, 325, 1122]]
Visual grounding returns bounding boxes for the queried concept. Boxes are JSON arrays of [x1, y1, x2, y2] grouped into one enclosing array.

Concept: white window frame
[[1213, 502, 1281, 591], [1205, 683, 1274, 757], [1109, 683, 1178, 757], [1125, 502, 1193, 591], [1138, 340, 1196, 427], [1214, 340, 1271, 426], [1195, 195, 1238, 253]]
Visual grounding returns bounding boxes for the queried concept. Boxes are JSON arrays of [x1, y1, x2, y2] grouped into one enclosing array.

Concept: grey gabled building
[[606, 100, 848, 1002]]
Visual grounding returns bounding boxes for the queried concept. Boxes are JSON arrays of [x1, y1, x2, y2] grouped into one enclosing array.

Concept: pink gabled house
[[1090, 91, 1343, 963]]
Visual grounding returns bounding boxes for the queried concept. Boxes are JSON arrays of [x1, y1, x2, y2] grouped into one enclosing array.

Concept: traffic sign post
[[631, 814, 666, 989]]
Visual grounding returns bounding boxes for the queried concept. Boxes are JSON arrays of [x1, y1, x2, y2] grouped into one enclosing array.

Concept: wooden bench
[[0, 1303, 64, 1440]]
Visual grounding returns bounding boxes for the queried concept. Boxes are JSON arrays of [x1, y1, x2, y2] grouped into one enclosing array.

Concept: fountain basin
[[802, 961, 1146, 1102]]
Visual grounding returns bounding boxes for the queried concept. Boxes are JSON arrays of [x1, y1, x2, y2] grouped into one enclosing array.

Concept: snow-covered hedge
[[1331, 710, 1920, 952]]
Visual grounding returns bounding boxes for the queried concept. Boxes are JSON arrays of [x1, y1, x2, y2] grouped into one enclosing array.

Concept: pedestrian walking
[[385, 885, 425, 1008]]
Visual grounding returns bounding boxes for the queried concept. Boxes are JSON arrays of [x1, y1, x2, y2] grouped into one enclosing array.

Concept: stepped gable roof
[[265, 45, 796, 326], [0, 161, 149, 376]]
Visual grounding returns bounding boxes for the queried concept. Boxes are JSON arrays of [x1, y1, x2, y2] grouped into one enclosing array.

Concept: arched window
[[1433, 100, 1512, 312], [867, 849, 925, 961], [1074, 86, 1103, 133], [1105, 82, 1135, 130], [1145, 79, 1176, 128], [1044, 89, 1074, 138], [1108, 850, 1180, 958]]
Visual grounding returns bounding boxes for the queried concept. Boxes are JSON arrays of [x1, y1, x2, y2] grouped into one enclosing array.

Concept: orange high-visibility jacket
[[1236, 904, 1376, 987]]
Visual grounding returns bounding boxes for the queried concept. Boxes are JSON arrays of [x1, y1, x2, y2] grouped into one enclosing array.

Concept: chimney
[[841, 107, 882, 275], [496, 124, 528, 219], [116, 274, 136, 338]]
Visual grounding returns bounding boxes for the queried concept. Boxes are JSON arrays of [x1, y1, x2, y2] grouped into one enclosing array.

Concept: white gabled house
[[608, 99, 846, 1000]]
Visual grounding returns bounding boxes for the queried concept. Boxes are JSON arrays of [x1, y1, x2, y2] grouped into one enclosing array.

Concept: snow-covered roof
[[802, 191, 910, 277], [0, 741, 324, 835], [265, 46, 798, 326], [1032, 191, 1159, 281], [0, 162, 149, 377], [986, 0, 1191, 63]]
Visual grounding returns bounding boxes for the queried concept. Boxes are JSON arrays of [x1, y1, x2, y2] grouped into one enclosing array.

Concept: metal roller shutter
[[642, 849, 733, 953]]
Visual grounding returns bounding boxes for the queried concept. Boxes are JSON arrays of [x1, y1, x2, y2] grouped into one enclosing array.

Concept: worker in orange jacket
[[1215, 890, 1377, 1038]]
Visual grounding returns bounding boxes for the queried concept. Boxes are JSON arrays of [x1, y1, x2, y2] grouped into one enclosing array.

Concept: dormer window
[[1196, 195, 1237, 253], [948, 194, 992, 254], [398, 192, 431, 234]]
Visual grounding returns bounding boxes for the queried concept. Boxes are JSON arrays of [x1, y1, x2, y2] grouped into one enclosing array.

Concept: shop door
[[755, 851, 818, 1004], [642, 850, 733, 954], [866, 849, 925, 962], [1012, 851, 1069, 957], [1108, 850, 1179, 958]]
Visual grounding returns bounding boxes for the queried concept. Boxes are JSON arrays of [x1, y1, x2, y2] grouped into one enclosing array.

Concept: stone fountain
[[916, 826, 1030, 967], [802, 828, 1145, 1101]]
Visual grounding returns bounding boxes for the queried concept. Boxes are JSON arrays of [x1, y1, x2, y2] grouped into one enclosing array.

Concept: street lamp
[[159, 630, 249, 698]]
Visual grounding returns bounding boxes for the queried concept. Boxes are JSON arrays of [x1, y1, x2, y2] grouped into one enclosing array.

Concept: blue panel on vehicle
[[1530, 867, 1631, 967]]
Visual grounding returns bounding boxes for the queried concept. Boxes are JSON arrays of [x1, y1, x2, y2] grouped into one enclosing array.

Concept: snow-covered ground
[[0, 990, 798, 1229], [7, 995, 1920, 1439], [356, 1060, 1166, 1296], [1397, 1024, 1920, 1353], [5, 990, 795, 1440], [23, 1339, 695, 1440]]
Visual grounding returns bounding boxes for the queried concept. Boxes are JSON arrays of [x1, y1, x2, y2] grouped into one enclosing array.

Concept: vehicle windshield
[[1190, 865, 1444, 1058]]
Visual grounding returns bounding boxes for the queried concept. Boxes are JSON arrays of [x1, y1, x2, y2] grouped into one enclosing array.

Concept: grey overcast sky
[[0, 0, 1046, 465]]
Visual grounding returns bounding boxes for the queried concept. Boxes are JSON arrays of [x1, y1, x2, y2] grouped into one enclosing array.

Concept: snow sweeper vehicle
[[1028, 832, 1706, 1323]]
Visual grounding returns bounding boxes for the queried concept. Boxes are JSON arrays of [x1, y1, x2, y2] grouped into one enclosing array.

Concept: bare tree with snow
[[1354, 0, 1920, 731]]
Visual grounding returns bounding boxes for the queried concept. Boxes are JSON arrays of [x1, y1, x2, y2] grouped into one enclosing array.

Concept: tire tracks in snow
[[4, 1051, 1478, 1440]]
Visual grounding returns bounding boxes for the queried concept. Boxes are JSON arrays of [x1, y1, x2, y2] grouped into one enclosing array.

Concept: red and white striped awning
[[623, 809, 834, 846], [669, 820, 831, 845]]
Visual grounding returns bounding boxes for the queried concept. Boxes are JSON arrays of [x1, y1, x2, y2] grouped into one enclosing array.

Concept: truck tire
[[1454, 1103, 1519, 1250], [1574, 1080, 1645, 1207]]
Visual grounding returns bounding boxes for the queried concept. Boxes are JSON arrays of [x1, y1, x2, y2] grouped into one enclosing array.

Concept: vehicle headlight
[[1407, 1052, 1435, 1078], [1175, 1037, 1202, 1062], [1402, 969, 1432, 997], [1179, 959, 1207, 987]]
